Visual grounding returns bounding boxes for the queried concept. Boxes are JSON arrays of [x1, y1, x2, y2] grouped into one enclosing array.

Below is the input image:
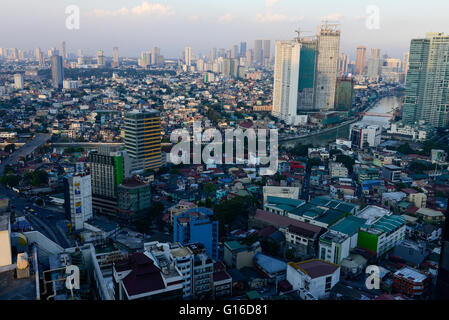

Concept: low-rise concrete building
[[287, 259, 340, 299]]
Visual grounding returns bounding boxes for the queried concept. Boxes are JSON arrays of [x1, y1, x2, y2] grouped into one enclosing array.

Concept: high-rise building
[[61, 41, 67, 59], [51, 54, 64, 89], [89, 145, 129, 217], [64, 170, 93, 231], [335, 76, 354, 111], [240, 42, 247, 58], [124, 109, 162, 172], [263, 40, 271, 65], [355, 46, 367, 75], [113, 47, 119, 67], [402, 52, 410, 74], [254, 40, 263, 65], [367, 48, 381, 80], [13, 73, 24, 90], [35, 48, 44, 66], [76, 49, 84, 65], [185, 46, 192, 66], [138, 51, 151, 68], [272, 40, 301, 124], [315, 23, 341, 111], [151, 47, 160, 65], [221, 58, 239, 78], [402, 33, 449, 128], [173, 207, 219, 260], [297, 36, 318, 112], [97, 50, 106, 67], [209, 48, 217, 62], [402, 52, 410, 83], [117, 177, 151, 221], [338, 53, 349, 76], [231, 45, 239, 59], [48, 48, 57, 57], [246, 49, 253, 66]]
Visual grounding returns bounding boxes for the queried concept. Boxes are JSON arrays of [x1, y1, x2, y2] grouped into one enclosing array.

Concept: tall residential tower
[[314, 23, 341, 111], [402, 33, 449, 128]]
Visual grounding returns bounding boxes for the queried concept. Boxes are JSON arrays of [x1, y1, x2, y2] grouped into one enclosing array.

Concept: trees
[[335, 155, 355, 170], [409, 161, 428, 174], [0, 175, 20, 188], [397, 143, 415, 155], [203, 183, 218, 197], [308, 157, 321, 168], [4, 144, 16, 154], [213, 196, 256, 233], [31, 170, 49, 187], [291, 143, 313, 157]]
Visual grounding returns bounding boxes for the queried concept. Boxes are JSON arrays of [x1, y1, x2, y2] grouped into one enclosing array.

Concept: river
[[281, 95, 402, 148]]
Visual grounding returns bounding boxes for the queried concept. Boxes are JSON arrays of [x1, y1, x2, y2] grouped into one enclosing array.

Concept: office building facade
[[89, 145, 128, 217], [51, 55, 64, 89], [355, 46, 367, 75], [173, 207, 219, 260], [254, 40, 263, 65], [117, 178, 151, 220], [124, 109, 162, 172]]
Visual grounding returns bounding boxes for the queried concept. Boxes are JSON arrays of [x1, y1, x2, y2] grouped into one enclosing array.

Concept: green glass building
[[297, 39, 318, 112], [334, 77, 354, 111], [89, 145, 127, 216]]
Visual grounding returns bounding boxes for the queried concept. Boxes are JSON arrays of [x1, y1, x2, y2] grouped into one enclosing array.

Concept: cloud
[[255, 11, 304, 23], [88, 1, 174, 18], [320, 13, 343, 21], [218, 13, 234, 23], [266, 0, 280, 8]]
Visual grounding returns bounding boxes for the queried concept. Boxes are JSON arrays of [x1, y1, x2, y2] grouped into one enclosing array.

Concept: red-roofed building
[[113, 252, 183, 300]]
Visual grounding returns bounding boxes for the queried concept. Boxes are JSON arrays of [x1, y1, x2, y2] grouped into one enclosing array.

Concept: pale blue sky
[[1, 0, 449, 59]]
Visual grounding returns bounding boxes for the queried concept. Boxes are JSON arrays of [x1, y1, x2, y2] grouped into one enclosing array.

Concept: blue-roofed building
[[263, 196, 306, 217], [173, 207, 219, 260], [264, 196, 357, 229], [309, 196, 359, 215], [254, 253, 287, 285], [330, 215, 368, 248]]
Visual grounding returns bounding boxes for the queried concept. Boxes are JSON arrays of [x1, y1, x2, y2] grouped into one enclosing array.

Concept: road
[[279, 119, 360, 143], [0, 133, 52, 175], [1, 185, 72, 248]]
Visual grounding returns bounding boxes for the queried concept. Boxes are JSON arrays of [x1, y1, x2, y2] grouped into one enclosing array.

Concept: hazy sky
[[1, 0, 449, 60]]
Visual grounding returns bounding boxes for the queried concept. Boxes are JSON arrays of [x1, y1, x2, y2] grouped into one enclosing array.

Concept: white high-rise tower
[[185, 47, 192, 66], [272, 40, 301, 125]]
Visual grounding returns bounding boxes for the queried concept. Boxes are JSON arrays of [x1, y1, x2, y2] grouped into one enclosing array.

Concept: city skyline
[[2, 0, 449, 58]]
